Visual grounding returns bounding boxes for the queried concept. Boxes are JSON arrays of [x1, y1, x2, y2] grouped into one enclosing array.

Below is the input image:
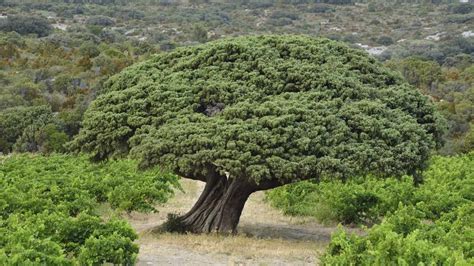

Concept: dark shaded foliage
[[0, 15, 52, 37]]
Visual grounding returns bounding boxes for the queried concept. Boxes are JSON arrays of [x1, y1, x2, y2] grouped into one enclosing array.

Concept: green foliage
[[376, 35, 394, 46], [385, 56, 474, 154], [308, 4, 335, 14], [77, 231, 139, 265], [42, 128, 69, 153], [270, 10, 299, 20], [0, 154, 179, 264], [86, 15, 115, 27], [267, 176, 415, 225], [191, 24, 208, 43], [268, 153, 473, 264], [445, 13, 474, 24], [449, 3, 473, 15], [72, 35, 444, 185], [386, 57, 442, 91], [79, 41, 101, 58], [0, 15, 52, 37], [0, 105, 53, 153], [414, 153, 473, 219], [322, 203, 473, 265], [13, 123, 68, 154], [0, 105, 71, 154], [267, 153, 473, 225]]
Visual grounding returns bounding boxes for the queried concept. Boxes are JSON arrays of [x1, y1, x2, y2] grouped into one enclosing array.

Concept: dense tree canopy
[[73, 35, 443, 182], [72, 35, 444, 233]]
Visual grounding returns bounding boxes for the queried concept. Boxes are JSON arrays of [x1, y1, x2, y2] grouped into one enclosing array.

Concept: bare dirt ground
[[126, 179, 356, 265]]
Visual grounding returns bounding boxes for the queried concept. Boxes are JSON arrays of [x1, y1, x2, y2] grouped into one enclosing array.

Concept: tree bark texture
[[178, 173, 253, 234], [173, 165, 289, 234]]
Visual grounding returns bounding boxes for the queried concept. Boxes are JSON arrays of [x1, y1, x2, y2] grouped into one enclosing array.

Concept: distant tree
[[71, 36, 444, 234], [377, 36, 394, 46], [308, 4, 335, 13], [0, 105, 52, 153], [367, 2, 377, 12], [86, 16, 115, 27], [125, 10, 145, 20], [58, 109, 84, 137], [386, 57, 443, 92], [158, 0, 174, 6], [0, 15, 52, 37], [461, 124, 474, 153], [79, 41, 101, 58], [189, 0, 210, 4], [270, 10, 299, 20], [191, 24, 208, 43], [0, 38, 19, 59], [14, 122, 68, 153], [460, 65, 474, 82], [449, 3, 473, 14], [443, 54, 473, 69], [268, 17, 293, 26]]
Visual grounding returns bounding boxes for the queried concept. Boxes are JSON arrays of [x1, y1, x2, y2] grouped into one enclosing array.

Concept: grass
[[144, 231, 323, 263]]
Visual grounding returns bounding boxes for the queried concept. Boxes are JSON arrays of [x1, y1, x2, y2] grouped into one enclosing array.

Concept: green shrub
[[310, 153, 473, 264], [0, 154, 179, 264], [377, 36, 394, 46], [449, 3, 473, 15], [267, 176, 415, 225], [322, 204, 473, 265], [0, 15, 52, 37], [267, 153, 473, 226], [14, 123, 69, 154], [0, 105, 52, 153], [414, 152, 474, 219], [78, 233, 139, 265], [446, 13, 474, 24], [308, 4, 335, 14]]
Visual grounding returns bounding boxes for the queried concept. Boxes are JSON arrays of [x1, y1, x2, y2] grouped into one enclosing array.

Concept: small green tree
[[0, 15, 52, 37], [71, 35, 444, 234], [191, 24, 208, 43], [14, 123, 68, 153], [386, 57, 442, 92], [0, 105, 52, 153]]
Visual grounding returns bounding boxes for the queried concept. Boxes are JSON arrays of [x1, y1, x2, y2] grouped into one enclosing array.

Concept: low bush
[[267, 176, 415, 225], [268, 153, 473, 264], [308, 4, 335, 14], [0, 154, 179, 264], [322, 203, 473, 265], [0, 15, 52, 37], [267, 153, 473, 225], [86, 16, 115, 27]]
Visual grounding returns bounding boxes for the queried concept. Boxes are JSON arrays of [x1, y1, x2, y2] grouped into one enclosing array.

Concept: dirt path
[[126, 179, 351, 265]]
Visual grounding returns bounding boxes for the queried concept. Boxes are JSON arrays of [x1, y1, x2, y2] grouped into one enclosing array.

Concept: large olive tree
[[71, 35, 444, 234]]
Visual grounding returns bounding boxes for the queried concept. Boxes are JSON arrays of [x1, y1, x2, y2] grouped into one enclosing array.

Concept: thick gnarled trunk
[[179, 174, 253, 234], [169, 166, 287, 234]]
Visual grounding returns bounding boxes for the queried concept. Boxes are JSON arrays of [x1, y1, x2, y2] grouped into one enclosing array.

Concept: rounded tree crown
[[72, 35, 444, 183]]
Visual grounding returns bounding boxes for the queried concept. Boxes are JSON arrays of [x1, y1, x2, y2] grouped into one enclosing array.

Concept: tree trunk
[[178, 173, 254, 234], [169, 166, 288, 234]]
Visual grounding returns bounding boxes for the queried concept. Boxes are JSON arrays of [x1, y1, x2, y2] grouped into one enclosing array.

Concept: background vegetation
[[267, 152, 473, 263]]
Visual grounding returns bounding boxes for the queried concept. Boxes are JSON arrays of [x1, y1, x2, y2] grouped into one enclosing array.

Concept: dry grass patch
[[143, 231, 323, 263]]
